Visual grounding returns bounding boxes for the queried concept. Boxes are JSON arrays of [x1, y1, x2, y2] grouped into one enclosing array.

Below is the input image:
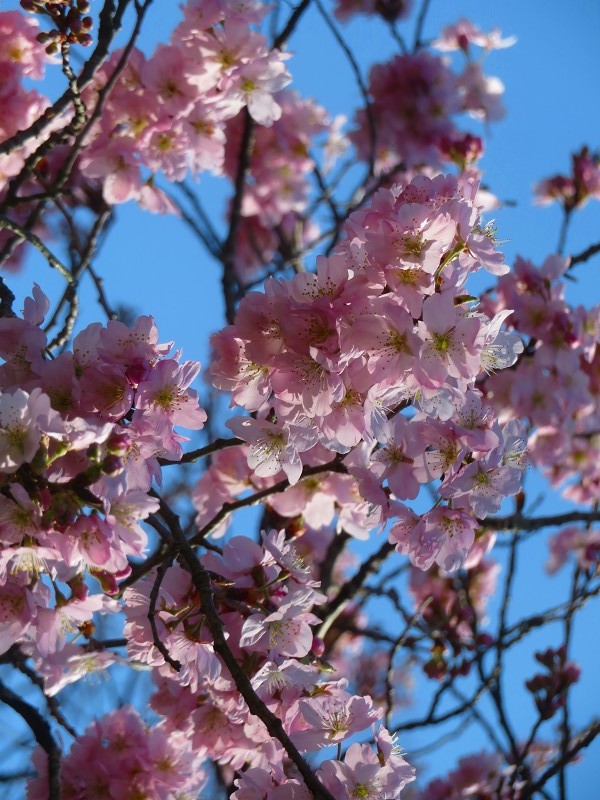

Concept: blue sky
[[3, 0, 600, 796]]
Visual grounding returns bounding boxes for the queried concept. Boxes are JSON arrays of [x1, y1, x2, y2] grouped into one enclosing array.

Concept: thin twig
[[0, 215, 71, 281], [484, 509, 600, 532], [314, 0, 377, 177]]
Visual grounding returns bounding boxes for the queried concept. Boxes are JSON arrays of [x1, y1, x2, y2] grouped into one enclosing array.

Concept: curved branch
[[0, 679, 61, 798]]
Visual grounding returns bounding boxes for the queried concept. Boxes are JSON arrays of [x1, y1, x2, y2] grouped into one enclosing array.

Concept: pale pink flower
[[292, 691, 381, 750], [240, 588, 322, 659], [135, 358, 207, 429], [227, 416, 318, 485], [0, 388, 52, 473]]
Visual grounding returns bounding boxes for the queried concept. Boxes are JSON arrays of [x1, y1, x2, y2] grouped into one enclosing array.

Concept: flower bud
[[106, 430, 132, 456], [311, 636, 325, 658]]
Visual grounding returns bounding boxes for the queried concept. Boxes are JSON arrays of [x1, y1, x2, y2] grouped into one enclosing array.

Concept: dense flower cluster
[[126, 532, 415, 797], [0, 11, 54, 268], [78, 0, 292, 207], [481, 252, 600, 506], [0, 3, 342, 281], [0, 285, 205, 669], [206, 170, 525, 569], [27, 706, 208, 799], [351, 23, 511, 174]]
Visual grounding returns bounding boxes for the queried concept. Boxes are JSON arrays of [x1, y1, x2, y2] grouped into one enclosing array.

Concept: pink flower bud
[[311, 636, 325, 658]]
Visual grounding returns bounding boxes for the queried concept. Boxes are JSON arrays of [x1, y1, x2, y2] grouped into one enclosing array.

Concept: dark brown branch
[[148, 552, 182, 672], [60, 41, 87, 129], [0, 215, 72, 281], [503, 581, 600, 648], [318, 540, 396, 636], [0, 679, 61, 798], [569, 241, 600, 267], [46, 208, 113, 349], [220, 108, 255, 323], [13, 655, 77, 739], [177, 182, 222, 254], [412, 0, 432, 51], [319, 531, 351, 594], [154, 495, 337, 800], [88, 263, 117, 320], [384, 598, 432, 727], [394, 672, 496, 732], [158, 437, 242, 466], [558, 567, 581, 800], [272, 0, 313, 49], [484, 509, 600, 532], [188, 457, 348, 546]]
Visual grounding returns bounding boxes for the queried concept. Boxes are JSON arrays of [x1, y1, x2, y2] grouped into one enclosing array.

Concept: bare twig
[[484, 509, 600, 532], [0, 215, 71, 281]]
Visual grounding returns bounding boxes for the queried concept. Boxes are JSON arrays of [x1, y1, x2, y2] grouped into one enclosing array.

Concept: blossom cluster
[[0, 10, 54, 268], [525, 646, 581, 721], [0, 10, 49, 171], [27, 706, 208, 799], [124, 531, 415, 797], [0, 4, 343, 283], [77, 0, 293, 208], [534, 146, 600, 210], [481, 253, 600, 508], [206, 171, 526, 571], [351, 21, 513, 174], [0, 284, 205, 671], [413, 750, 528, 800]]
